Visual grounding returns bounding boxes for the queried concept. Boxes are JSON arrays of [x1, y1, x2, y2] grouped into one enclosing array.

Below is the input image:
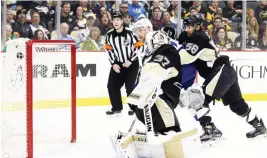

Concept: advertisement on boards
[[1, 51, 266, 109]]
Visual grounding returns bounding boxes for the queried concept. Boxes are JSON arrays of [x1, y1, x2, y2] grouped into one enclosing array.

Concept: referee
[[104, 12, 142, 115]]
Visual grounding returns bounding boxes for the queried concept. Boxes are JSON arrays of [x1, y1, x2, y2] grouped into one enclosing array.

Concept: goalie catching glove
[[179, 83, 205, 110]]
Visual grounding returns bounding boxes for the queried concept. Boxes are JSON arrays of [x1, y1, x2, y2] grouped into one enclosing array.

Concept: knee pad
[[229, 99, 249, 116]]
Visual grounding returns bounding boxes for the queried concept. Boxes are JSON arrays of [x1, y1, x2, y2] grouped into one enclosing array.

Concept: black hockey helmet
[[183, 14, 203, 27]]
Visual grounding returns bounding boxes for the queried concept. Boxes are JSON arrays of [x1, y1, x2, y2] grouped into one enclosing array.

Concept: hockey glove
[[179, 83, 205, 110], [213, 55, 230, 68]]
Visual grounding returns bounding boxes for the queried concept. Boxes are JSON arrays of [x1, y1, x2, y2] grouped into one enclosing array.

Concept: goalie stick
[[143, 86, 159, 143]]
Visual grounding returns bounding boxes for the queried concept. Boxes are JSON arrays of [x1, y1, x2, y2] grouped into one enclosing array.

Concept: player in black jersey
[[126, 30, 183, 134], [179, 14, 266, 141]]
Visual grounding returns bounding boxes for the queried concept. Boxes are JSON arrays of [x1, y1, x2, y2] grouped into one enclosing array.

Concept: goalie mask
[[144, 30, 170, 56]]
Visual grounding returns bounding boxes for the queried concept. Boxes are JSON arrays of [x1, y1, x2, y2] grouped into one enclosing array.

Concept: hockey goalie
[[109, 30, 203, 158]]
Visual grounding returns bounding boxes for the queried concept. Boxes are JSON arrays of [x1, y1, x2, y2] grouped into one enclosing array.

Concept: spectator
[[190, 7, 198, 16], [149, 0, 170, 19], [99, 12, 113, 35], [182, 1, 193, 10], [99, 6, 112, 21], [168, 1, 178, 14], [150, 7, 163, 30], [170, 6, 179, 25], [79, 0, 93, 18], [208, 17, 231, 38], [213, 26, 233, 51], [5, 24, 12, 42], [247, 8, 255, 22], [33, 30, 45, 40], [7, 10, 15, 26], [80, 27, 104, 51], [93, 0, 114, 18], [128, 0, 146, 21], [255, 1, 267, 24], [222, 0, 242, 22], [12, 9, 33, 39], [32, 1, 52, 26], [30, 12, 50, 39], [258, 27, 267, 50], [185, 0, 206, 18], [206, 0, 221, 25], [119, 2, 129, 16], [214, 13, 232, 28], [78, 13, 96, 43], [3, 25, 19, 52], [187, 1, 206, 16], [162, 11, 177, 29], [171, 6, 184, 32], [214, 13, 232, 29], [184, 1, 207, 26], [259, 21, 267, 39], [123, 13, 134, 30], [236, 29, 259, 49], [51, 23, 79, 48], [247, 33, 259, 49], [233, 35, 241, 50], [247, 17, 259, 41], [75, 6, 87, 30], [189, 7, 206, 23], [60, 2, 77, 32]]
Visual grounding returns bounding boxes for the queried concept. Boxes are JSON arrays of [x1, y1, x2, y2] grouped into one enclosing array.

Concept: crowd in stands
[[3, 0, 267, 51]]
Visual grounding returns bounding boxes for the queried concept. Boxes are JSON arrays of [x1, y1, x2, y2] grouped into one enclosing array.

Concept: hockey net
[[1, 39, 76, 158]]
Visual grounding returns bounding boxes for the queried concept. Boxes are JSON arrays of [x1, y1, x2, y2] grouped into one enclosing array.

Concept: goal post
[[26, 40, 77, 158], [1, 39, 77, 158]]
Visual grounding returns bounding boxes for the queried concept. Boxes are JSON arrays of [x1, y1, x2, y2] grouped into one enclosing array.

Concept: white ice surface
[[2, 101, 267, 158]]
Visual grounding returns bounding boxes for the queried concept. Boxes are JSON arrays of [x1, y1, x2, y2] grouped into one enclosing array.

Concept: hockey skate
[[247, 117, 267, 139], [200, 122, 223, 143], [106, 109, 121, 115]]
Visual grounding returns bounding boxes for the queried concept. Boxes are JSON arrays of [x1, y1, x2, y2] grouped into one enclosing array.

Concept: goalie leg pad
[[111, 128, 201, 158], [133, 94, 181, 133]]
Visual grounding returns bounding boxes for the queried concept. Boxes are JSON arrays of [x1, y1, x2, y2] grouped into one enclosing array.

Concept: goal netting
[[1, 39, 76, 158]]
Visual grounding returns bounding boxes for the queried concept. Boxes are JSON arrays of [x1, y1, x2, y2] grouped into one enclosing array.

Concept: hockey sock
[[242, 107, 258, 125]]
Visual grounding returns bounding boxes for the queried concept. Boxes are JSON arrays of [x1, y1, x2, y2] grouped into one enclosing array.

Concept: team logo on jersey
[[124, 39, 130, 46]]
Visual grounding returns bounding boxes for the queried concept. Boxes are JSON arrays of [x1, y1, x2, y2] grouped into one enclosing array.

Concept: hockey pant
[[132, 94, 181, 133], [199, 64, 252, 126], [107, 61, 139, 111]]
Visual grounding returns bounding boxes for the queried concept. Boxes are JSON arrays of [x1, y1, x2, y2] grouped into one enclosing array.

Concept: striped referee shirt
[[104, 27, 143, 65]]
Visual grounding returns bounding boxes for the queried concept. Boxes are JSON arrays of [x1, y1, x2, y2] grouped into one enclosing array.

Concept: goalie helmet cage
[[25, 40, 77, 158]]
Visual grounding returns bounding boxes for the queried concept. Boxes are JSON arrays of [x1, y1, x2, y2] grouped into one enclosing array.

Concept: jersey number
[[185, 43, 199, 55], [153, 55, 170, 68]]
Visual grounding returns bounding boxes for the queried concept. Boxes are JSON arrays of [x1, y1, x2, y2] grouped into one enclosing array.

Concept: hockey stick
[[128, 117, 137, 133]]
